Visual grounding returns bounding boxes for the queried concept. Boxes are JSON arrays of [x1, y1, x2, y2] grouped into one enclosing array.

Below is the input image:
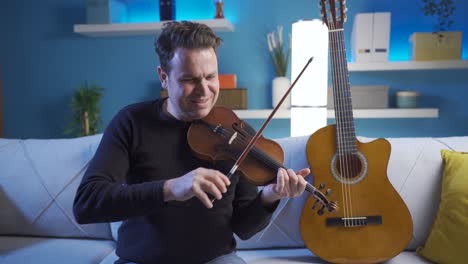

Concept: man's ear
[[157, 66, 168, 89]]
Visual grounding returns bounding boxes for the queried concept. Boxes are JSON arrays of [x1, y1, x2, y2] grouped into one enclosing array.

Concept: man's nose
[[196, 79, 210, 94]]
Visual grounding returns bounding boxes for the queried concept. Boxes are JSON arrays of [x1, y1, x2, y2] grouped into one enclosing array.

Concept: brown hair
[[155, 21, 223, 72]]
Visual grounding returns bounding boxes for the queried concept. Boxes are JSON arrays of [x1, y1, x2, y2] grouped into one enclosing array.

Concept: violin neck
[[250, 145, 284, 172]]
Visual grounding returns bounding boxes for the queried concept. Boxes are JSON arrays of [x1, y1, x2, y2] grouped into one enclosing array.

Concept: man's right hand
[[163, 167, 231, 208]]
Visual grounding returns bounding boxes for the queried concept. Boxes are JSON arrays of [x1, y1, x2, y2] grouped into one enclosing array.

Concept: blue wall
[[1, 0, 467, 139]]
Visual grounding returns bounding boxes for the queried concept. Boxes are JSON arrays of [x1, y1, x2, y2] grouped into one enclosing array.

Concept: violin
[[187, 106, 337, 212]]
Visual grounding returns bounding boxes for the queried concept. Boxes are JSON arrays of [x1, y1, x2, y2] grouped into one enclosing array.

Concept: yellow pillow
[[417, 149, 468, 264]]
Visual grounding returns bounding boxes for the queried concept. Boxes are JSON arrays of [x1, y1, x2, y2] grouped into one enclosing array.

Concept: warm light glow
[[291, 108, 327, 137], [290, 20, 329, 137]]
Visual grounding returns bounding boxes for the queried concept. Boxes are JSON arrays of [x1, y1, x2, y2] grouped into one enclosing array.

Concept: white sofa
[[1, 134, 467, 263]]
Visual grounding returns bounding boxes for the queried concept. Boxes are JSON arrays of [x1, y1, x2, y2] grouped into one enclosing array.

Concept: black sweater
[[73, 99, 277, 264]]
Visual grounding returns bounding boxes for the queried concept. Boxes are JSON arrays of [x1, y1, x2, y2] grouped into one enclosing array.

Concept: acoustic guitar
[[300, 1, 413, 263]]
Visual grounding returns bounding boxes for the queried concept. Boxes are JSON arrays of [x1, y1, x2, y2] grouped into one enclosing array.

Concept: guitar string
[[336, 12, 357, 227], [332, 4, 357, 226], [338, 28, 356, 226], [328, 14, 349, 226], [333, 26, 351, 226], [334, 22, 352, 227], [337, 15, 362, 226], [328, 15, 344, 224]]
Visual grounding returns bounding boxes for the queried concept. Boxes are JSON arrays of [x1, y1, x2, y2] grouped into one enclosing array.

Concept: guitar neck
[[329, 29, 357, 154]]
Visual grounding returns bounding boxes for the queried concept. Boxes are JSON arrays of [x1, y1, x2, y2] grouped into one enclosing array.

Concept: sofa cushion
[[417, 149, 468, 264], [105, 135, 468, 256], [0, 236, 115, 264], [385, 137, 468, 250], [235, 136, 311, 249], [100, 248, 432, 264], [0, 135, 111, 239], [110, 136, 315, 248], [238, 249, 430, 264], [235, 135, 468, 253]]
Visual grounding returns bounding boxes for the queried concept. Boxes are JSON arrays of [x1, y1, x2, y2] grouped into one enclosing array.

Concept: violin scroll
[[307, 182, 338, 215]]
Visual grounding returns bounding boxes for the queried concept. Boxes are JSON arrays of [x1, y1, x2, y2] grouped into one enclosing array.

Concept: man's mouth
[[191, 98, 210, 105]]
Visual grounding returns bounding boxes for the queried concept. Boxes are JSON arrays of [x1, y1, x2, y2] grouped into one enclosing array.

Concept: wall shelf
[[73, 19, 234, 37], [348, 60, 468, 72], [233, 108, 439, 119]]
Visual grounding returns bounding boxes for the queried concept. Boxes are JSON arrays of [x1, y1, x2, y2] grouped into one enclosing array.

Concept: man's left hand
[[260, 168, 310, 206]]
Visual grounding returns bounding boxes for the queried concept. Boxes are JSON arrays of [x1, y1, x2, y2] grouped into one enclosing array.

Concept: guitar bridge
[[326, 216, 382, 227]]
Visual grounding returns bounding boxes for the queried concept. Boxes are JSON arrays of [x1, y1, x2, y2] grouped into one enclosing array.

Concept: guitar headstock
[[319, 0, 348, 30]]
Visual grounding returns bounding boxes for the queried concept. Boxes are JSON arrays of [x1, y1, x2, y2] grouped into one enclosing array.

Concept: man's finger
[[296, 168, 311, 177], [201, 180, 223, 200], [193, 184, 213, 208], [205, 170, 230, 193]]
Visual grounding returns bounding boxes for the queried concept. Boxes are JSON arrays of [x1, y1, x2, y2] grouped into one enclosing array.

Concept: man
[[73, 21, 309, 264]]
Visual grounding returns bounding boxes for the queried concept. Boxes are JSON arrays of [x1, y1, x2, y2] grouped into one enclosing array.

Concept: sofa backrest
[[3, 134, 468, 252], [0, 135, 112, 240], [236, 135, 468, 251]]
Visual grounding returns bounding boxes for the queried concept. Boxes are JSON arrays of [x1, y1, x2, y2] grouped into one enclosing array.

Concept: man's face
[[158, 47, 219, 121]]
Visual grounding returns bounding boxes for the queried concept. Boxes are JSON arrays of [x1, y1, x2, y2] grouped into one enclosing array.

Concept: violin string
[[197, 121, 281, 172], [207, 125, 317, 196]]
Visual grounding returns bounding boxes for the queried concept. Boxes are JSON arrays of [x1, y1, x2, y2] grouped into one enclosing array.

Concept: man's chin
[[190, 107, 212, 120]]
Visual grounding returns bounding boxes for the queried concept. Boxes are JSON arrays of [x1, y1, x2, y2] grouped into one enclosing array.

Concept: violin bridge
[[228, 132, 238, 145]]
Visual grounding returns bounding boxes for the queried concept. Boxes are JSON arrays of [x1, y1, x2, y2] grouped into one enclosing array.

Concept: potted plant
[[64, 81, 104, 137], [422, 0, 455, 40], [410, 0, 461, 61], [267, 25, 291, 109]]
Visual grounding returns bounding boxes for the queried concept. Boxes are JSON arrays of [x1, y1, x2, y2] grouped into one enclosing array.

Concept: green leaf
[[64, 81, 105, 137]]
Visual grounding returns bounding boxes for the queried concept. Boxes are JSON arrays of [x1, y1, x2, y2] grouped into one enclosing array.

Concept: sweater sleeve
[[230, 175, 279, 240], [73, 108, 166, 224]]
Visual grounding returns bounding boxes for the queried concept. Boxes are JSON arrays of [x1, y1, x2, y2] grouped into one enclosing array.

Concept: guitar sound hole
[[335, 154, 362, 179]]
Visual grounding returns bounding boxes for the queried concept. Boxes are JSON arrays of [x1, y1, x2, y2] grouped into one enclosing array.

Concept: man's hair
[[155, 21, 223, 72]]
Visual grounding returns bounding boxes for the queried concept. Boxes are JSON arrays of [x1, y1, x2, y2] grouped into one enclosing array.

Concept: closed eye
[[180, 77, 197, 83]]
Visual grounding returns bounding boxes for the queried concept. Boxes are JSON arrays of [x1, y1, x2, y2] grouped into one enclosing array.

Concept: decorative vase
[[272, 76, 291, 109], [214, 0, 224, 19]]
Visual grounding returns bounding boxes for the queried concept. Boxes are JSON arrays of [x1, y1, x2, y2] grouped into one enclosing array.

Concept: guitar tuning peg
[[326, 189, 332, 195], [319, 183, 325, 189]]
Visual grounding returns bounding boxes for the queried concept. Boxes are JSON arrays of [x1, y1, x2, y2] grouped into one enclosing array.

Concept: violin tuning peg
[[327, 201, 338, 212], [311, 199, 320, 210], [317, 206, 325, 216]]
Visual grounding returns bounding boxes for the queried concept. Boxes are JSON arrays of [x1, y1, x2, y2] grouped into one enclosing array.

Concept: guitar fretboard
[[329, 29, 357, 155]]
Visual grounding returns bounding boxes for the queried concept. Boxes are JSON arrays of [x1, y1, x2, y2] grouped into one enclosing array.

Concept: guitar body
[[301, 125, 413, 263]]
